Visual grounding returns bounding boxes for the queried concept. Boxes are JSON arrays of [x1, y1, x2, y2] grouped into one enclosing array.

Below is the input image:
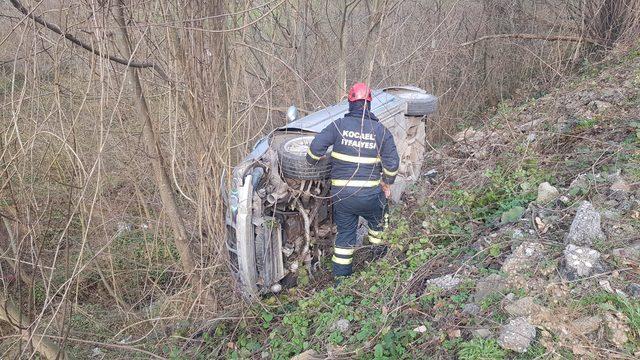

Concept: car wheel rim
[[284, 136, 314, 155]]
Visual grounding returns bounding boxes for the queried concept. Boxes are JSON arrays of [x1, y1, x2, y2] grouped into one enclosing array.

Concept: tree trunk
[[361, 0, 385, 83], [0, 290, 66, 359], [113, 2, 197, 278], [336, 0, 349, 101], [294, 0, 309, 108]]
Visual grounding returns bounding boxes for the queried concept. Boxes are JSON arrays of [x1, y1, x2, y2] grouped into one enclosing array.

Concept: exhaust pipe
[[266, 186, 289, 205]]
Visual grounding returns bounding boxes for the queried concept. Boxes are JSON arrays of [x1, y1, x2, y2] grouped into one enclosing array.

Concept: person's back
[[306, 83, 399, 281]]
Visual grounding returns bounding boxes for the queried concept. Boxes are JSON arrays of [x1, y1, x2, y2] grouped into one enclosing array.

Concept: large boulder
[[565, 201, 605, 246], [498, 317, 537, 353]]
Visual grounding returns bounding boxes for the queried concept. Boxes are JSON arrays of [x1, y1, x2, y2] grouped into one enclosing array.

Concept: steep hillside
[[194, 48, 640, 360]]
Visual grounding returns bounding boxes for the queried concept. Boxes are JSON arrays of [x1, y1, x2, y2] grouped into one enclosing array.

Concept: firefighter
[[306, 82, 399, 281]]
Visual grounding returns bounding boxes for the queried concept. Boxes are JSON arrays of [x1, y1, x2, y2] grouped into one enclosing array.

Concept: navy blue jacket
[[306, 101, 399, 190]]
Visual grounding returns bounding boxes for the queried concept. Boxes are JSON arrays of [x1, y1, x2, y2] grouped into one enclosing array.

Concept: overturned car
[[224, 87, 437, 296]]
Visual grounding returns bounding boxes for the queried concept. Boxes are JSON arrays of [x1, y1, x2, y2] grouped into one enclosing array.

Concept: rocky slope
[[205, 47, 640, 360]]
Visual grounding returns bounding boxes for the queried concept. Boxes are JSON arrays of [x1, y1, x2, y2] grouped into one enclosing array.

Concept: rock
[[474, 274, 508, 302], [472, 328, 493, 339], [616, 198, 635, 212], [91, 347, 104, 358], [424, 169, 438, 184], [511, 229, 526, 241], [599, 88, 626, 104], [610, 191, 629, 204], [602, 209, 622, 221], [589, 100, 611, 111], [559, 196, 570, 205], [517, 118, 545, 131], [413, 325, 428, 333], [563, 244, 602, 279], [611, 242, 640, 262], [425, 274, 461, 291], [504, 297, 545, 317], [525, 133, 536, 143], [332, 319, 350, 333], [604, 312, 630, 348], [447, 329, 462, 338], [610, 223, 638, 242], [611, 179, 631, 192], [500, 206, 525, 225], [565, 201, 605, 246], [453, 128, 495, 143], [291, 350, 323, 360], [592, 193, 607, 205], [604, 199, 621, 209], [462, 303, 480, 316], [571, 315, 601, 336], [558, 116, 579, 133], [498, 317, 537, 353], [627, 283, 640, 299], [599, 279, 615, 293], [501, 242, 545, 275], [536, 182, 559, 203], [504, 293, 516, 302]]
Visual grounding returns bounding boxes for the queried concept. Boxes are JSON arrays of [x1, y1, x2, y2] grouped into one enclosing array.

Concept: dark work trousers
[[331, 188, 387, 277]]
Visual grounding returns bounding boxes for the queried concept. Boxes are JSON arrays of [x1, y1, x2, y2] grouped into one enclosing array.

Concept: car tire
[[278, 136, 331, 180], [386, 86, 438, 116]]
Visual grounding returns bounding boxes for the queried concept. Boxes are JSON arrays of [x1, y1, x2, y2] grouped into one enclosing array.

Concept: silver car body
[[225, 87, 437, 296]]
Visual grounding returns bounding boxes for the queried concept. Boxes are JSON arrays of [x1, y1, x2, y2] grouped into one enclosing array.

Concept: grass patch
[[576, 117, 598, 130], [448, 165, 548, 224], [457, 338, 506, 360]]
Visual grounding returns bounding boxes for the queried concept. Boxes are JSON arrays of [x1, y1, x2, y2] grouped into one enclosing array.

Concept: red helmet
[[348, 83, 372, 102]]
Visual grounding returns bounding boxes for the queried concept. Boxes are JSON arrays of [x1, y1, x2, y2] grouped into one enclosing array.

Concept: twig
[[548, 267, 634, 286], [7, 0, 168, 80], [460, 33, 604, 47], [40, 334, 167, 359]]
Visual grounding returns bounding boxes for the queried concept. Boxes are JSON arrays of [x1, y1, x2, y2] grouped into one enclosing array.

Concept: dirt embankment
[[250, 46, 640, 360]]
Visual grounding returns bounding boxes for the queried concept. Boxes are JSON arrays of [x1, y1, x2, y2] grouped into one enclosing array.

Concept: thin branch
[[459, 33, 604, 47], [7, 0, 168, 80]]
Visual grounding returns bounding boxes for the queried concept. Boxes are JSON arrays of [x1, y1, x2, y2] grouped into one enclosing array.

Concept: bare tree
[[112, 2, 197, 279]]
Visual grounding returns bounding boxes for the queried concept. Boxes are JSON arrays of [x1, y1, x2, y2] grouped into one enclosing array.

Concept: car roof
[[276, 90, 405, 133]]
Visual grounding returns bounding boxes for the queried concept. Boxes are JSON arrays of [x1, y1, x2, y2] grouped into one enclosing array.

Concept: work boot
[[371, 245, 388, 260]]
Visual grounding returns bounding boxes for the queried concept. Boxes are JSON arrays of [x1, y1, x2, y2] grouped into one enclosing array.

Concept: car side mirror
[[286, 105, 298, 122]]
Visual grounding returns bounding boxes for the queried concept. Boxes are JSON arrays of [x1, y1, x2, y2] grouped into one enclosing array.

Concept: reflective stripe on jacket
[[306, 103, 399, 186]]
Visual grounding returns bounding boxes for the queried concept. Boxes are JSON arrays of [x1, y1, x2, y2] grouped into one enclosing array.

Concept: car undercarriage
[[225, 87, 438, 297]]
